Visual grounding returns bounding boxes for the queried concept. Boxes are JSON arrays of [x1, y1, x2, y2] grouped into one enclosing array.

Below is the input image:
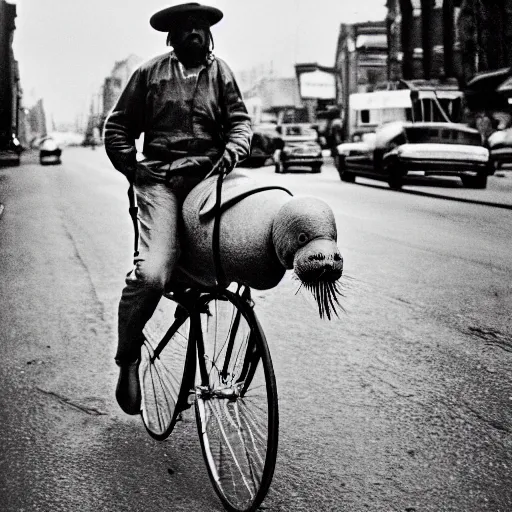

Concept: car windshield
[[404, 126, 482, 146]]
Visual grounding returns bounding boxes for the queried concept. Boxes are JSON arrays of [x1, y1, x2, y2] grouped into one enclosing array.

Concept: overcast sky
[[11, 0, 387, 126]]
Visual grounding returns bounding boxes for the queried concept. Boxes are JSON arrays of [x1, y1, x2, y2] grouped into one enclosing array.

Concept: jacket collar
[[170, 50, 215, 66]]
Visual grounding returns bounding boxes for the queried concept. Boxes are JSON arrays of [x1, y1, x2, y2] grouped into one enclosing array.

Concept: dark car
[[39, 137, 62, 165], [274, 124, 323, 173], [0, 133, 21, 167], [244, 123, 282, 168], [336, 121, 492, 189]]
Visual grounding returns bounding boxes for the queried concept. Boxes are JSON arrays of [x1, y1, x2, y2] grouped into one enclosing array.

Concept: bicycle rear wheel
[[194, 287, 279, 512], [139, 294, 195, 441]]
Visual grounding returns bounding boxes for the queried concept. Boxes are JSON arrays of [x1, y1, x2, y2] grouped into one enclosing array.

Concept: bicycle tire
[[193, 287, 279, 512], [139, 294, 196, 441]]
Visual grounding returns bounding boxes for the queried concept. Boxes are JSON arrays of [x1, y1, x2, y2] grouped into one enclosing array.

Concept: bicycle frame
[[155, 284, 261, 405]]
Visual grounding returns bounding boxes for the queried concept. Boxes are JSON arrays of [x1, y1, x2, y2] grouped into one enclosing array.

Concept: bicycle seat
[[196, 170, 292, 218]]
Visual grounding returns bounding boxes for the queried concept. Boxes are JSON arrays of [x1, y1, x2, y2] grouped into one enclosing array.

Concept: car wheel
[[386, 161, 404, 190], [336, 155, 355, 182], [461, 174, 487, 189], [252, 157, 267, 168], [311, 165, 322, 173], [388, 176, 403, 190]]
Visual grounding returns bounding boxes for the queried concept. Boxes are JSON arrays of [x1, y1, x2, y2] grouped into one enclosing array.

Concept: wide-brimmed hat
[[150, 2, 223, 32]]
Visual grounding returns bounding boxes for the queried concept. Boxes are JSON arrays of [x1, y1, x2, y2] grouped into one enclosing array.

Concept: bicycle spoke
[[139, 296, 192, 440]]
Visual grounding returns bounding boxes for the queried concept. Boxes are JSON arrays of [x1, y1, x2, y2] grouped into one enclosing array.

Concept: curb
[[399, 188, 512, 210]]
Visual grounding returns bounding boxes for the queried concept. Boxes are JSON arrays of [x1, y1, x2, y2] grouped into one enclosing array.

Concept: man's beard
[[174, 36, 208, 68]]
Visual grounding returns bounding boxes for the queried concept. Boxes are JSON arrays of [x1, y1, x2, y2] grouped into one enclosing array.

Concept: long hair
[[166, 29, 214, 51]]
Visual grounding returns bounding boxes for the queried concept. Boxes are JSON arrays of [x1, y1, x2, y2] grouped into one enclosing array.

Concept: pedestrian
[[104, 2, 252, 415], [475, 111, 497, 147]]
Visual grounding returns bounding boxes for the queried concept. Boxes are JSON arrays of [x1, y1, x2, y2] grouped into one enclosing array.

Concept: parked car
[[333, 130, 376, 170], [244, 123, 281, 168], [0, 133, 21, 167], [274, 124, 323, 173], [335, 121, 492, 189], [39, 137, 62, 165], [487, 127, 512, 169]]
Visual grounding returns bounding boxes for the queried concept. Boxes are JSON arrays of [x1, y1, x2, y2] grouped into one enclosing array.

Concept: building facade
[[334, 21, 389, 138], [243, 76, 304, 124], [0, 0, 22, 148], [85, 54, 142, 144], [386, 0, 464, 82], [102, 54, 143, 117]]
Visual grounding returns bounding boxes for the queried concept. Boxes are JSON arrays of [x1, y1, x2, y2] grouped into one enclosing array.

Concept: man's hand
[[220, 147, 238, 175]]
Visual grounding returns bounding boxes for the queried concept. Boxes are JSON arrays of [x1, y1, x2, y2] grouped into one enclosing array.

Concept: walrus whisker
[[291, 269, 345, 320], [324, 282, 338, 321], [327, 281, 344, 317], [322, 282, 330, 320]]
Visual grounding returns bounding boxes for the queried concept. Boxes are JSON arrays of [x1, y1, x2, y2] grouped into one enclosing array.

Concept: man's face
[[171, 15, 209, 56]]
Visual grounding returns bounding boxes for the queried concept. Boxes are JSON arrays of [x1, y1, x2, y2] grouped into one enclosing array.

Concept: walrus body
[[175, 171, 343, 308]]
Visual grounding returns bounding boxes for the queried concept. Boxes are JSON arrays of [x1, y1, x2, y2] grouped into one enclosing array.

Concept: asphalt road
[[0, 147, 511, 512]]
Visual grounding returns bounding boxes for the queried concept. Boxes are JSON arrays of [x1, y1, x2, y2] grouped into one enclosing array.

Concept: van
[[347, 88, 464, 141]]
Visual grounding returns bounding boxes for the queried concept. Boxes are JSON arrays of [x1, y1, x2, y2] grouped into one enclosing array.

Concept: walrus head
[[272, 197, 343, 319]]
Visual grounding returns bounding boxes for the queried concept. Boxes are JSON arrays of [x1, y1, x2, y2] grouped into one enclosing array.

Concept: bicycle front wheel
[[194, 287, 279, 512]]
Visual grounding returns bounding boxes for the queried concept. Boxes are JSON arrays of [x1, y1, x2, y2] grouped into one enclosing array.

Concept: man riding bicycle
[[104, 2, 252, 415]]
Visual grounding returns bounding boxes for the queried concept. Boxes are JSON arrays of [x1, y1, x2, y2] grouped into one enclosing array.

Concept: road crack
[[36, 386, 106, 416], [460, 398, 511, 433], [468, 325, 512, 353]]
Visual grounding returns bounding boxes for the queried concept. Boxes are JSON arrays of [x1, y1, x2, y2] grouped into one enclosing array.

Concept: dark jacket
[[104, 51, 252, 178]]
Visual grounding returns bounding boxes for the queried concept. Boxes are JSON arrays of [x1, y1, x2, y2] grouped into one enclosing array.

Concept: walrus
[[171, 170, 343, 319]]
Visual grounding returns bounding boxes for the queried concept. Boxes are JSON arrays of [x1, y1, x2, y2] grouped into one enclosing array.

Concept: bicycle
[[127, 159, 279, 512]]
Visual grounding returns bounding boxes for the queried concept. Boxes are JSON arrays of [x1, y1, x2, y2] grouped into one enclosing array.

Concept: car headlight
[[283, 147, 293, 155]]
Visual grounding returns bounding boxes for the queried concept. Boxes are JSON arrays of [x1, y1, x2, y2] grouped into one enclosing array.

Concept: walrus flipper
[[197, 171, 292, 218]]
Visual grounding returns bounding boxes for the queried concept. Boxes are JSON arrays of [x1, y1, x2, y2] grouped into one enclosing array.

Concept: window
[[360, 110, 370, 124]]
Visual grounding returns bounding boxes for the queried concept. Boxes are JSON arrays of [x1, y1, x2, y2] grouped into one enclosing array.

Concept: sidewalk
[[400, 171, 512, 209]]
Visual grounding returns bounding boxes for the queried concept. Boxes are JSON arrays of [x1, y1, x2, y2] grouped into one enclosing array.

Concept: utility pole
[[443, 0, 455, 78], [420, 0, 434, 80]]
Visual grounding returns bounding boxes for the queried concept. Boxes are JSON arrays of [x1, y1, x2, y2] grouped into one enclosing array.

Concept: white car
[[335, 121, 492, 189], [39, 137, 62, 165], [488, 127, 512, 169]]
